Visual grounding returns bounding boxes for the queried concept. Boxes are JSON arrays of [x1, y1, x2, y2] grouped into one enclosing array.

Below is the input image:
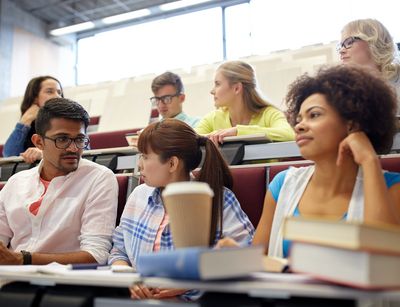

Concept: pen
[[68, 263, 110, 270]]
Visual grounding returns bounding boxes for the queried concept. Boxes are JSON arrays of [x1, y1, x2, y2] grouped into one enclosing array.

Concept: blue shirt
[[173, 112, 200, 128], [2, 122, 32, 157]]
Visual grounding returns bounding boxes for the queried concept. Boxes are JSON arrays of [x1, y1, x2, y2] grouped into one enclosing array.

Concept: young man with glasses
[[150, 71, 199, 127], [0, 98, 118, 265]]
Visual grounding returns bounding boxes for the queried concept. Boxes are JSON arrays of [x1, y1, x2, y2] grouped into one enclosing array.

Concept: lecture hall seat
[[192, 167, 266, 228], [115, 174, 130, 226], [87, 115, 101, 133], [89, 116, 100, 126], [88, 128, 142, 150], [230, 166, 267, 228], [381, 156, 400, 173]]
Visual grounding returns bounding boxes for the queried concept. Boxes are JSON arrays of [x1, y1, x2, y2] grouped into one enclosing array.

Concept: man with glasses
[[150, 71, 199, 127], [0, 98, 117, 265]]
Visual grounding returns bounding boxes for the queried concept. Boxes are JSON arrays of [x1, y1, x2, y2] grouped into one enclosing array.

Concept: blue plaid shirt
[[109, 184, 254, 268]]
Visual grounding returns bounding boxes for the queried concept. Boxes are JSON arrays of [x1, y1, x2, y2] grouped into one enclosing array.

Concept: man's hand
[[20, 147, 42, 164], [0, 242, 23, 265]]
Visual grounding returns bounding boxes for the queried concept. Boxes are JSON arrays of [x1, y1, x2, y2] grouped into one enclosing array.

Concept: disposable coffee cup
[[162, 182, 214, 248]]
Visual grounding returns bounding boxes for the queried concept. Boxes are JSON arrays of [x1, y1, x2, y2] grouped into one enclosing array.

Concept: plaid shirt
[[109, 184, 254, 269]]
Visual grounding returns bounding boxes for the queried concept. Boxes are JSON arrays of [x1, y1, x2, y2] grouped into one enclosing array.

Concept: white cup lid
[[162, 181, 214, 197]]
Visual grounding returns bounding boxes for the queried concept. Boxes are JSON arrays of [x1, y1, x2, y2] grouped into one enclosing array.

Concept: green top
[[194, 106, 295, 142]]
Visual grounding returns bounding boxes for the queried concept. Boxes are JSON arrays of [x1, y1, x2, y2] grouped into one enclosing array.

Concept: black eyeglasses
[[336, 36, 362, 52], [149, 93, 180, 105], [43, 135, 90, 149]]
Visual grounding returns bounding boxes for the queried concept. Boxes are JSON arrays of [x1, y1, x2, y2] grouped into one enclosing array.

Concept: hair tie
[[197, 136, 208, 146]]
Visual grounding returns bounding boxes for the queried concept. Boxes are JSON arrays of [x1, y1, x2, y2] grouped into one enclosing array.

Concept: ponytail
[[197, 136, 233, 245]]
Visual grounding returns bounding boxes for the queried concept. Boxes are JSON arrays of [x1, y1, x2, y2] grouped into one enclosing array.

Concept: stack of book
[[283, 216, 400, 289]]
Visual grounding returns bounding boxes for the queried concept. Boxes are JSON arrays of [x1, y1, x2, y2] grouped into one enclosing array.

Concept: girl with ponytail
[[109, 118, 254, 300]]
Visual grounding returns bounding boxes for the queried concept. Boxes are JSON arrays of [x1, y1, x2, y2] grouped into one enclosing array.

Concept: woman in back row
[[338, 18, 400, 113], [195, 60, 295, 144], [2, 76, 63, 163]]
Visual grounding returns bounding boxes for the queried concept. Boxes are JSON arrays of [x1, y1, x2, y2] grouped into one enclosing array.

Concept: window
[[77, 8, 222, 84], [77, 0, 400, 84]]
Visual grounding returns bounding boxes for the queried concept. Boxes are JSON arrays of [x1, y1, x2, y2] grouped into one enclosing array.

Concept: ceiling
[[13, 0, 178, 28], [12, 0, 243, 36]]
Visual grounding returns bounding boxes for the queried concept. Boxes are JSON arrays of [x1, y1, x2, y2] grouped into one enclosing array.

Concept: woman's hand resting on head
[[336, 132, 378, 167], [20, 104, 40, 126]]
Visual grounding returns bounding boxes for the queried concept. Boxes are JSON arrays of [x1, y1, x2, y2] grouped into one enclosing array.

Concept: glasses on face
[[336, 36, 362, 52], [43, 135, 90, 149], [149, 93, 180, 105]]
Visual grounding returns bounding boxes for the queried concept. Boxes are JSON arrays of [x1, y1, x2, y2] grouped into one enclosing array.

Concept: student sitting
[[109, 119, 254, 300], [0, 98, 118, 265], [195, 60, 294, 144], [3, 76, 63, 163], [218, 65, 400, 257], [254, 65, 400, 258], [150, 72, 199, 127]]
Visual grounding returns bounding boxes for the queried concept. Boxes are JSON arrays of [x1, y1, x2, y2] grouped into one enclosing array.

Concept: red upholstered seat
[[231, 167, 267, 228], [115, 174, 130, 226], [381, 156, 400, 173], [0, 144, 3, 157], [89, 116, 100, 126], [191, 167, 266, 228], [0, 182, 5, 190], [88, 128, 143, 149]]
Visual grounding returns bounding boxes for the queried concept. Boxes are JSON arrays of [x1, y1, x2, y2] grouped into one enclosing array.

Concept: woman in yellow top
[[195, 60, 295, 144]]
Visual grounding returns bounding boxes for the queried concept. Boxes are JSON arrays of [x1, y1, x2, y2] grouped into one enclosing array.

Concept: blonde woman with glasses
[[338, 19, 400, 113], [195, 60, 295, 144]]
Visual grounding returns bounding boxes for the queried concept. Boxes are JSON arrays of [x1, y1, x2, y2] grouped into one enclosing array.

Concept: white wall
[[10, 27, 75, 97]]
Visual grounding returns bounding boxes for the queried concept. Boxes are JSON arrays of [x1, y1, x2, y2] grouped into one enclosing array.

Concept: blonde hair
[[217, 60, 271, 113], [342, 19, 400, 80]]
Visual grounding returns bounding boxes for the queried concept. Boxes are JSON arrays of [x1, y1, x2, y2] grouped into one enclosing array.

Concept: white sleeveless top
[[268, 165, 365, 257]]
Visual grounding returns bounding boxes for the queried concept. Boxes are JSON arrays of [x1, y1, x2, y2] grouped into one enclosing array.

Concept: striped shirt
[[109, 183, 254, 268]]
